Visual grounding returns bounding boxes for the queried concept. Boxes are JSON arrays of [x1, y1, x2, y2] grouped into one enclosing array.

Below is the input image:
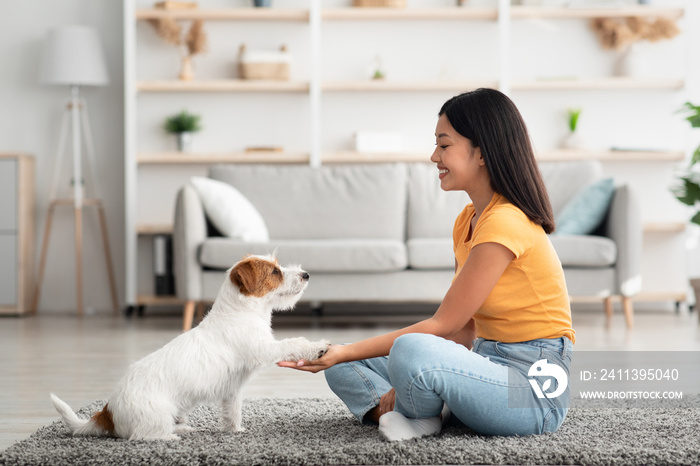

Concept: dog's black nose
[[301, 272, 310, 281]]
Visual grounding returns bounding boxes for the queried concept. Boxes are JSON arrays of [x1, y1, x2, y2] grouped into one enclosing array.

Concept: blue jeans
[[324, 333, 573, 436]]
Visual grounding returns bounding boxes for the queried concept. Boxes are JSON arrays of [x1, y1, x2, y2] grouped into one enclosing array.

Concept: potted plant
[[671, 102, 700, 308], [560, 107, 582, 150], [164, 110, 202, 152]]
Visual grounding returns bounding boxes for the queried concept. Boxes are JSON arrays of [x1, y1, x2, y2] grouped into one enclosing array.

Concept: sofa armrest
[[173, 185, 206, 301], [603, 184, 643, 297]]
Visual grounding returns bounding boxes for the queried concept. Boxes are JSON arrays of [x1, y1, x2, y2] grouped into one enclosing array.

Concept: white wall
[[1, 0, 698, 312]]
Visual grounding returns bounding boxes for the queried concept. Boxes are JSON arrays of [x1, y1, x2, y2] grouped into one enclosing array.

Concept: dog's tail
[[50, 393, 114, 437]]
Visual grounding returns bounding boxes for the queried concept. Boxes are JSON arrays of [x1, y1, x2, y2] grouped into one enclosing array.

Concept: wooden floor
[[1, 306, 699, 451]]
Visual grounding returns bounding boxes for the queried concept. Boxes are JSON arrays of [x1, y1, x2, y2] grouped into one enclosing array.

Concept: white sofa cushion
[[189, 176, 269, 242], [407, 235, 616, 270], [199, 238, 408, 273], [407, 163, 470, 239], [209, 164, 407, 241], [550, 235, 617, 267], [407, 238, 454, 270]]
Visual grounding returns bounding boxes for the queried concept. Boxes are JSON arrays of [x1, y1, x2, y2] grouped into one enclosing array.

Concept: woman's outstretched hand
[[277, 344, 344, 373]]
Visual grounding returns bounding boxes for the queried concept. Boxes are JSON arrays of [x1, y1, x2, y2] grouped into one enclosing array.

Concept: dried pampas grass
[[591, 16, 680, 50], [148, 17, 208, 57], [185, 20, 207, 56], [148, 17, 182, 46]]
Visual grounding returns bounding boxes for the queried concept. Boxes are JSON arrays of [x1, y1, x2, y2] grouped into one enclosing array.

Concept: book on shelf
[[153, 234, 176, 296]]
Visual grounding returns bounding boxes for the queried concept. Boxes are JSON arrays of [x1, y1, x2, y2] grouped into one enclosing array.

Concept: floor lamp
[[34, 25, 118, 315]]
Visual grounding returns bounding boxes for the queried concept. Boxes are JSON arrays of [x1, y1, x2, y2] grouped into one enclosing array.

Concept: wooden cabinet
[[0, 154, 35, 315]]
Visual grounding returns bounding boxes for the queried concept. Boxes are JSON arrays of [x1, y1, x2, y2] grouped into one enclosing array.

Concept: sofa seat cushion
[[407, 238, 454, 270], [199, 238, 408, 273], [550, 235, 617, 267]]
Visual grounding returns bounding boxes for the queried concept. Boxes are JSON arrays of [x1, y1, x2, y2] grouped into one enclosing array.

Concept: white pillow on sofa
[[189, 176, 270, 242]]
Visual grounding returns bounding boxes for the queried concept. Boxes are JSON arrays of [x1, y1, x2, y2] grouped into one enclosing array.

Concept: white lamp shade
[[39, 25, 109, 86]]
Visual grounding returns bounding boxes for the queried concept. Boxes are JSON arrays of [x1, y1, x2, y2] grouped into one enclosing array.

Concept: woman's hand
[[277, 344, 344, 373], [379, 388, 396, 415]]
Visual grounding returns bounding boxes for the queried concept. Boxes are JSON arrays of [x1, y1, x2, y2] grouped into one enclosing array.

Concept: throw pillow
[[189, 176, 270, 242], [554, 177, 615, 235]]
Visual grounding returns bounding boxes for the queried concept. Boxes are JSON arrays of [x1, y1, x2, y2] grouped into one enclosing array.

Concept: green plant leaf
[[678, 102, 700, 128], [673, 176, 700, 206], [164, 110, 202, 134], [691, 210, 700, 228], [691, 146, 700, 166], [567, 108, 581, 132]]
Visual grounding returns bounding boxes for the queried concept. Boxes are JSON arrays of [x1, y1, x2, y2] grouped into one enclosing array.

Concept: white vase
[[560, 131, 583, 150], [613, 43, 649, 78], [179, 55, 194, 81], [177, 132, 193, 152]]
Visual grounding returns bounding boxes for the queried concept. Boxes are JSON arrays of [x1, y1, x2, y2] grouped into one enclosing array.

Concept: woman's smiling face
[[430, 113, 484, 192]]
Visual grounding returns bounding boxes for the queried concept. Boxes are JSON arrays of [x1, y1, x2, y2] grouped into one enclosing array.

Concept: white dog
[[51, 254, 329, 441]]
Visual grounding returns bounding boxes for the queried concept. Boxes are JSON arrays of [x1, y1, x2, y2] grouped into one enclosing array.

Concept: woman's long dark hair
[[439, 88, 556, 234]]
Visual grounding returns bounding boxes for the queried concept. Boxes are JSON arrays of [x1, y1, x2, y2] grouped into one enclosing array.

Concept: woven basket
[[238, 44, 290, 81], [353, 0, 406, 7], [239, 62, 289, 81]]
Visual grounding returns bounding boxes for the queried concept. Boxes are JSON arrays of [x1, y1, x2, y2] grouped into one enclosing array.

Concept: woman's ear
[[475, 147, 485, 166]]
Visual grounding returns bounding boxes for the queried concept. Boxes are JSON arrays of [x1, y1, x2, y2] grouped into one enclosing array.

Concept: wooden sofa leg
[[195, 302, 206, 324], [622, 296, 634, 329], [183, 300, 196, 332], [604, 296, 614, 320]]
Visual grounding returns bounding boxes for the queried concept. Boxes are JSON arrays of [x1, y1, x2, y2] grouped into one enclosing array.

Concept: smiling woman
[[279, 88, 575, 441]]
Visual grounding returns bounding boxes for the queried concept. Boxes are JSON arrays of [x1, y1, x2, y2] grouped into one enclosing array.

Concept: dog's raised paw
[[313, 339, 331, 359]]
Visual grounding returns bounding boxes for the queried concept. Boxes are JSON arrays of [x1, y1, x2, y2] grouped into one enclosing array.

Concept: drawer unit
[[0, 154, 34, 315]]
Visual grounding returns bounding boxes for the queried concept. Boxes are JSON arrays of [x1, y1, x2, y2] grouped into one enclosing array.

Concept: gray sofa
[[173, 161, 641, 331]]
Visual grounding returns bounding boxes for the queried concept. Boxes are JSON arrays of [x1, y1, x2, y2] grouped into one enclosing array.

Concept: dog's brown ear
[[230, 261, 257, 296]]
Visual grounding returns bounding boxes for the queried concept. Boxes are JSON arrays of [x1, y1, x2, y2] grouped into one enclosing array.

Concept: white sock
[[378, 411, 442, 442], [440, 403, 451, 425]]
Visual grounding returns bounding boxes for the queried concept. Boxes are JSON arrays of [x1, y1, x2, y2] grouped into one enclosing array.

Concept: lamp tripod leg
[[75, 205, 84, 316], [97, 202, 119, 313], [32, 202, 57, 312]]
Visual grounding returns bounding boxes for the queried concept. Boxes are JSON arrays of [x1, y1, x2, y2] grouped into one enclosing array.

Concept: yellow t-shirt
[[453, 193, 575, 344]]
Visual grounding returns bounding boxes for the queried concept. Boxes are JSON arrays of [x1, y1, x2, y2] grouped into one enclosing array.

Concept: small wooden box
[[353, 0, 406, 7]]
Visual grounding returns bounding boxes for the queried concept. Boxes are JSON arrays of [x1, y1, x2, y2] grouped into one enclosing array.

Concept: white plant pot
[[614, 43, 650, 78], [560, 131, 583, 150], [177, 132, 193, 152]]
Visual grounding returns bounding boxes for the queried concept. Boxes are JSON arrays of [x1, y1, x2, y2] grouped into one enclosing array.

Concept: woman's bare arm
[[278, 242, 514, 373]]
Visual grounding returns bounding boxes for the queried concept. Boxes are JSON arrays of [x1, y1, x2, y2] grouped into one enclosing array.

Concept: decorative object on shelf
[[147, 2, 207, 81], [153, 234, 175, 296], [36, 25, 119, 316], [560, 107, 583, 150], [355, 131, 402, 154], [245, 146, 284, 153], [253, 0, 272, 6], [671, 102, 700, 226], [371, 56, 385, 80], [164, 110, 202, 152], [590, 16, 680, 77], [154, 1, 197, 8], [238, 44, 291, 81], [353, 0, 406, 7]]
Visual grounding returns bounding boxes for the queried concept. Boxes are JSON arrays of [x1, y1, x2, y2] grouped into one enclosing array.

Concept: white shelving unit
[[123, 0, 688, 310]]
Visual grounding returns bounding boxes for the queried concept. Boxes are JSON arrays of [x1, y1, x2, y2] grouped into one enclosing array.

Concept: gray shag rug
[[1, 397, 699, 466]]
